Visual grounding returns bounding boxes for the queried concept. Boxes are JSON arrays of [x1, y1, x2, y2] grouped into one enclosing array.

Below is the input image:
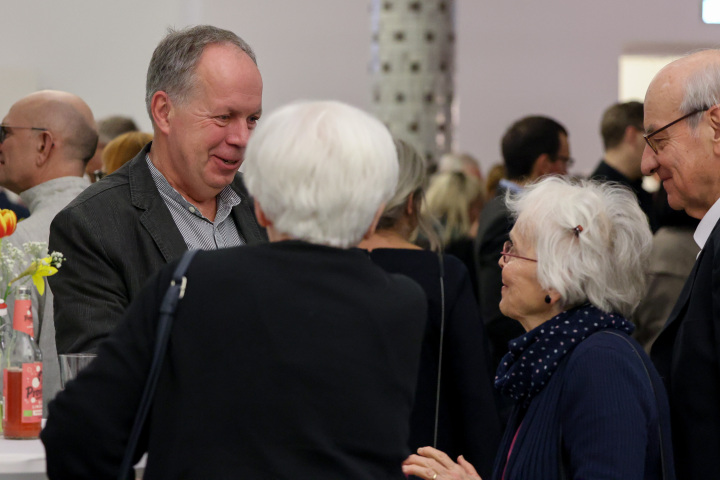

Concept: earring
[[545, 295, 551, 304]]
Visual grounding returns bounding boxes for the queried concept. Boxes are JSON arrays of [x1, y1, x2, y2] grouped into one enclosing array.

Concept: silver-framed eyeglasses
[[501, 240, 538, 263], [0, 125, 49, 144]]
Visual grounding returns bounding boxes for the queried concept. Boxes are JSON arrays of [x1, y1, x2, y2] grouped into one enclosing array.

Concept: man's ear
[[362, 203, 386, 240], [708, 105, 720, 157], [405, 193, 415, 215], [624, 125, 641, 144], [254, 201, 272, 228], [532, 153, 552, 177], [151, 91, 172, 135], [36, 130, 54, 166]]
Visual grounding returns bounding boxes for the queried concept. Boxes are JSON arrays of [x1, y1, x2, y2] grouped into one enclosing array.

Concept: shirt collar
[[146, 154, 241, 221], [498, 178, 524, 194], [694, 196, 720, 250]]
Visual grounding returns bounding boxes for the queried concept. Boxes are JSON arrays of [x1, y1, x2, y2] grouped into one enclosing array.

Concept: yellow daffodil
[[0, 209, 17, 238], [9, 257, 58, 296]]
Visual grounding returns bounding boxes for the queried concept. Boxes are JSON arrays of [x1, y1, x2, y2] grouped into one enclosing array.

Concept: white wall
[[1, 1, 719, 175], [455, 1, 720, 175]]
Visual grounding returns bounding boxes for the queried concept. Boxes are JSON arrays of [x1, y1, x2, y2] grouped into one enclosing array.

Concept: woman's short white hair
[[506, 176, 652, 318], [243, 100, 398, 248]]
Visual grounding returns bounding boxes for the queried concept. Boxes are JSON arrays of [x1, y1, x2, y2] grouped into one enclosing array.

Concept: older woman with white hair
[[42, 101, 428, 479], [403, 177, 675, 480]]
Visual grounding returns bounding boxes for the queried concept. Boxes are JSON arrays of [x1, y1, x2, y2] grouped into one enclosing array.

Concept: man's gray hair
[[145, 25, 256, 121], [506, 176, 652, 318], [680, 50, 720, 130]]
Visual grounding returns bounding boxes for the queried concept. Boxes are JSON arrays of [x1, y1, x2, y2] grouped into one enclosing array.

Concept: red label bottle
[[2, 286, 42, 439]]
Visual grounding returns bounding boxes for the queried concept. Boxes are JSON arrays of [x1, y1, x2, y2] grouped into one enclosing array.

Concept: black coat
[[366, 249, 501, 480], [651, 219, 720, 479], [42, 241, 427, 479]]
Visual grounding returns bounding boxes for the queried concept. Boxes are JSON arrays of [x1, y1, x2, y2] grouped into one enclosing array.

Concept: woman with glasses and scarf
[[403, 176, 675, 480]]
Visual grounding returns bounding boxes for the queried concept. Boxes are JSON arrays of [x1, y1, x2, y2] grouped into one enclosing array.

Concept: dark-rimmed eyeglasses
[[643, 108, 709, 154], [501, 240, 538, 263], [0, 125, 49, 144]]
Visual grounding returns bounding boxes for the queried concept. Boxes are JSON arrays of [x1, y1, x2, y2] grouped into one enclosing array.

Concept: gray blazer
[[48, 143, 267, 353]]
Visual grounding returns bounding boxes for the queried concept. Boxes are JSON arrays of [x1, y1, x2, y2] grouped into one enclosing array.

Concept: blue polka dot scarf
[[494, 304, 635, 406]]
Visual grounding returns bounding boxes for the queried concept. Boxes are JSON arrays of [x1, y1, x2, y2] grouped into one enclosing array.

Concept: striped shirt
[[146, 155, 245, 250]]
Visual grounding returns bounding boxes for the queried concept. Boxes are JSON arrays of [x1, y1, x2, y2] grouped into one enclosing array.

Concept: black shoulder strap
[[118, 249, 200, 480], [433, 252, 445, 448]]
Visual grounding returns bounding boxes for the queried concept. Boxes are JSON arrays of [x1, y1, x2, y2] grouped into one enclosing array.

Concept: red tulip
[[0, 209, 17, 238]]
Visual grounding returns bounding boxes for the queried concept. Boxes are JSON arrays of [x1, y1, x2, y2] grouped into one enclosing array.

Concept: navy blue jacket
[[494, 331, 674, 480]]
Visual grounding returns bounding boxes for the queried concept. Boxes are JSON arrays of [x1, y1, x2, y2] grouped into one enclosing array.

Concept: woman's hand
[[402, 446, 483, 480]]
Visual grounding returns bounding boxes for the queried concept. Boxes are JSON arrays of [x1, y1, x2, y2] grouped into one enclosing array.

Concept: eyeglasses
[[0, 125, 49, 144], [643, 108, 708, 154], [501, 240, 538, 263]]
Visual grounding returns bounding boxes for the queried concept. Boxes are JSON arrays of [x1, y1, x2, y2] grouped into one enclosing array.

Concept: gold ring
[[432, 473, 438, 480]]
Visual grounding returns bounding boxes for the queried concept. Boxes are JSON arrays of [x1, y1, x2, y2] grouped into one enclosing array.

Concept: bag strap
[[118, 249, 200, 480], [433, 253, 445, 448]]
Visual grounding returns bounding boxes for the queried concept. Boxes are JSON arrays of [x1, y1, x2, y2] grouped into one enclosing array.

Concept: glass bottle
[[2, 286, 42, 439]]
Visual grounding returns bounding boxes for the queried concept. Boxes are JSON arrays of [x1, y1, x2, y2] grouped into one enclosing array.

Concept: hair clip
[[573, 225, 583, 237]]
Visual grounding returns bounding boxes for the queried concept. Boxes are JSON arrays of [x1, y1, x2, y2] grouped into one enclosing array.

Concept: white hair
[[680, 50, 720, 130], [243, 100, 398, 248], [506, 176, 652, 318]]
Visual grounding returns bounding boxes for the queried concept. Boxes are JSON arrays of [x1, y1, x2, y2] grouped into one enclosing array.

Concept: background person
[[0, 89, 97, 412], [85, 115, 138, 182], [100, 131, 153, 176], [359, 139, 500, 480], [590, 101, 657, 231], [425, 170, 485, 297], [404, 177, 673, 480], [42, 100, 427, 479]]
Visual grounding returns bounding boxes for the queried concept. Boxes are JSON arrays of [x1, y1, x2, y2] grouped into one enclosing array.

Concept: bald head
[[14, 90, 98, 164], [0, 90, 98, 193]]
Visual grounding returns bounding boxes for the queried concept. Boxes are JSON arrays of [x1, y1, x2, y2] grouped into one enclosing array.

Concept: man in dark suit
[[49, 25, 267, 354], [643, 49, 720, 479], [474, 116, 571, 371], [590, 101, 658, 232]]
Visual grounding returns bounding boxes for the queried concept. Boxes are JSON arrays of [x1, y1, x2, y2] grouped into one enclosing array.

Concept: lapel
[[660, 248, 704, 332], [128, 144, 188, 263], [229, 173, 268, 245]]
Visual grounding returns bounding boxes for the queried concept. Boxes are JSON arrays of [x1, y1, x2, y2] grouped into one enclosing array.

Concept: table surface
[[0, 425, 46, 475], [0, 423, 145, 478]]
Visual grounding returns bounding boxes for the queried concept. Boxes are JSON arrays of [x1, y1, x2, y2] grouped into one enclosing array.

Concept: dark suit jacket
[[473, 188, 524, 370], [651, 219, 720, 479], [49, 143, 267, 353], [43, 241, 427, 480]]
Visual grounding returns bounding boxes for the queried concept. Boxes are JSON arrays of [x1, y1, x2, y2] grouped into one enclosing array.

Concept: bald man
[[642, 50, 720, 478], [0, 89, 97, 412]]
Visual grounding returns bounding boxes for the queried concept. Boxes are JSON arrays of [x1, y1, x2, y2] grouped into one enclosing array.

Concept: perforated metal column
[[371, 0, 455, 166]]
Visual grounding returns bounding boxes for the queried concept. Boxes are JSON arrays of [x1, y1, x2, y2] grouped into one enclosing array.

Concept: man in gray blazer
[[49, 25, 267, 354]]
